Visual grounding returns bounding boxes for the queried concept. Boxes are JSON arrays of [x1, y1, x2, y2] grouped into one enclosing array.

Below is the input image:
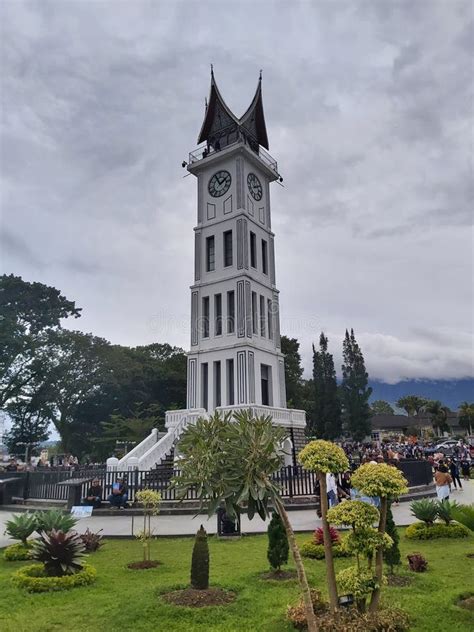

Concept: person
[[434, 463, 452, 501], [5, 458, 18, 472], [460, 458, 471, 481], [326, 472, 339, 507], [108, 477, 128, 509], [448, 458, 463, 490], [83, 478, 103, 509]]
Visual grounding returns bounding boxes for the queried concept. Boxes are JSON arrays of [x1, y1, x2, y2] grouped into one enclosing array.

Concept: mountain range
[[369, 378, 473, 411]]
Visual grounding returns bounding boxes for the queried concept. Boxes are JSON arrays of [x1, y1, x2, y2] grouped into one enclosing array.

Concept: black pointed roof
[[197, 70, 269, 150]]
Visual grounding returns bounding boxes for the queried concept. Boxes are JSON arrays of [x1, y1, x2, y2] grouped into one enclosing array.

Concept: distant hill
[[369, 379, 473, 410]]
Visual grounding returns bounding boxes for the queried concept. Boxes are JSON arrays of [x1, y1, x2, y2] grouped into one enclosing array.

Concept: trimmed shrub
[[12, 563, 96, 592], [4, 513, 37, 545], [300, 540, 349, 560], [35, 509, 78, 534], [267, 512, 289, 571], [3, 542, 34, 561], [190, 525, 209, 589], [336, 565, 381, 601], [407, 553, 428, 572], [314, 526, 340, 545], [405, 521, 470, 540]]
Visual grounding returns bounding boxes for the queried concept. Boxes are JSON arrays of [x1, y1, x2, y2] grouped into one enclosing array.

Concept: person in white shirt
[[326, 472, 339, 507]]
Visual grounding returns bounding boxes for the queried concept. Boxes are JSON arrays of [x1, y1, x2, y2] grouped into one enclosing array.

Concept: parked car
[[434, 439, 458, 451]]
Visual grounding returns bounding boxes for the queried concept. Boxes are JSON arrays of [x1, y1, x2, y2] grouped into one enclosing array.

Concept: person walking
[[434, 463, 452, 501], [449, 458, 463, 490]]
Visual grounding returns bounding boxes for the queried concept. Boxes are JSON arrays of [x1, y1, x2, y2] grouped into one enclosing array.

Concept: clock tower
[[111, 70, 306, 471]]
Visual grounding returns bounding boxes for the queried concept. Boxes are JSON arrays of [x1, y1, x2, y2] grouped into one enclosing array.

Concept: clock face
[[208, 170, 232, 198], [247, 172, 263, 201]]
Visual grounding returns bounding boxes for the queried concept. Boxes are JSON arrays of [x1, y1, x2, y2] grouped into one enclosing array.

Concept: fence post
[[134, 467, 140, 503], [23, 471, 30, 501], [287, 465, 293, 498]]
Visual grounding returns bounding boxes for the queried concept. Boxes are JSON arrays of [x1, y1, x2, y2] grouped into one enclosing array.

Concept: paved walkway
[[1, 481, 472, 548]]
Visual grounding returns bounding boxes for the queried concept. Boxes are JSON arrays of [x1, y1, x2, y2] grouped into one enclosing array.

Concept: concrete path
[[1, 480, 472, 547]]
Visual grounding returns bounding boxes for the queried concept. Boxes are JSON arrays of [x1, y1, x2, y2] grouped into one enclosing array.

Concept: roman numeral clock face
[[208, 170, 232, 197], [247, 172, 263, 201]]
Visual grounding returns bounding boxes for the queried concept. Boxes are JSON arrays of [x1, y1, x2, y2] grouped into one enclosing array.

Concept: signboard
[[71, 506, 93, 519]]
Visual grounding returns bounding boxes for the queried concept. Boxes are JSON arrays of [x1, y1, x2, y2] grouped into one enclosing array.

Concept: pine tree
[[190, 525, 209, 589], [384, 504, 401, 574], [341, 329, 372, 441], [267, 511, 289, 572], [311, 332, 342, 439]]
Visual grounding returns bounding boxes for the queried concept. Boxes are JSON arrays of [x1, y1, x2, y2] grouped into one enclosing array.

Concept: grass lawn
[[0, 529, 472, 632]]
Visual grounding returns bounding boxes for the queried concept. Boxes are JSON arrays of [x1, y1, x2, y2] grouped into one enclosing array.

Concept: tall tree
[[423, 400, 450, 435], [280, 336, 304, 409], [370, 400, 395, 415], [340, 329, 372, 441], [396, 395, 427, 416], [4, 399, 50, 461], [458, 402, 474, 434], [311, 333, 341, 439], [0, 274, 81, 408]]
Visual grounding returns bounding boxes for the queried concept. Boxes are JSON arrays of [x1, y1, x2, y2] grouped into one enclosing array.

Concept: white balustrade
[[117, 428, 158, 467]]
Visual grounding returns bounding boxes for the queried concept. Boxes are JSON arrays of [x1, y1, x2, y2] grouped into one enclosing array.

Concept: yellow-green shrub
[[298, 440, 349, 473], [405, 521, 470, 540], [12, 563, 96, 592], [3, 542, 34, 561], [300, 540, 349, 559]]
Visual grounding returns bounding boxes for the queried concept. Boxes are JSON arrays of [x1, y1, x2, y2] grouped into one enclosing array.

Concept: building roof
[[372, 412, 461, 430], [197, 69, 269, 150]]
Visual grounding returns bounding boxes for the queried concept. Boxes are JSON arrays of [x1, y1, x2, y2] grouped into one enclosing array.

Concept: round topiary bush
[[300, 540, 349, 560], [3, 542, 34, 561], [12, 563, 96, 592], [405, 522, 470, 540]]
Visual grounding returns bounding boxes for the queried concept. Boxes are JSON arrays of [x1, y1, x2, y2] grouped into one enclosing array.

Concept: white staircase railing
[[117, 428, 158, 468]]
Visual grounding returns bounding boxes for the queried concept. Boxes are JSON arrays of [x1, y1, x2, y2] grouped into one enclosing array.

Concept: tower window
[[201, 363, 209, 410], [262, 239, 268, 275], [214, 361, 221, 408], [250, 231, 257, 268], [223, 230, 233, 267], [261, 364, 272, 406], [252, 291, 258, 334], [206, 236, 215, 272], [202, 296, 210, 338], [267, 299, 273, 339], [259, 295, 266, 337], [227, 290, 235, 334], [214, 293, 222, 336], [226, 359, 234, 405]]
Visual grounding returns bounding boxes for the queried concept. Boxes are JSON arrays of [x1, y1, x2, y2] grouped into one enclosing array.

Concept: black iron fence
[[2, 466, 317, 505]]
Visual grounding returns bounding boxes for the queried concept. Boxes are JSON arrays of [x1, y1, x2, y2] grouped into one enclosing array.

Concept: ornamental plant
[[410, 499, 438, 526], [350, 463, 408, 612], [135, 489, 161, 562], [79, 528, 103, 552], [4, 512, 37, 545], [35, 509, 78, 534], [173, 411, 319, 632], [32, 529, 86, 577], [267, 511, 289, 572], [298, 440, 349, 612], [451, 503, 474, 531], [190, 525, 209, 589], [313, 526, 340, 546], [384, 505, 401, 574], [436, 500, 457, 525]]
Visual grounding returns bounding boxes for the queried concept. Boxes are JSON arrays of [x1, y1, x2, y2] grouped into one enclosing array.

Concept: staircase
[[107, 409, 206, 471]]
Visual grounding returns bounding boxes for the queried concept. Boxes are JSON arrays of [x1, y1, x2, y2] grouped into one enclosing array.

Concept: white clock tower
[[112, 71, 306, 472]]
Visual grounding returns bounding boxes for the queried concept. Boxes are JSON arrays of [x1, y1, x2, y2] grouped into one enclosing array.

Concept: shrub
[[12, 563, 96, 592], [35, 509, 78, 534], [314, 526, 340, 545], [451, 504, 474, 532], [267, 512, 289, 571], [384, 505, 401, 573], [405, 521, 470, 540], [32, 529, 86, 576], [298, 440, 349, 474], [286, 590, 327, 629], [190, 525, 209, 589], [287, 602, 410, 631], [336, 565, 380, 601], [407, 553, 428, 572], [343, 528, 393, 557], [350, 463, 408, 499], [3, 542, 34, 561], [327, 500, 379, 529], [79, 528, 103, 552], [4, 512, 37, 545], [300, 540, 349, 559], [410, 499, 438, 526], [436, 500, 457, 525]]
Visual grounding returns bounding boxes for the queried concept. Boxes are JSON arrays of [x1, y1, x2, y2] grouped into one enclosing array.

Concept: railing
[[2, 466, 318, 505], [117, 428, 158, 467], [188, 139, 278, 174], [216, 405, 306, 427]]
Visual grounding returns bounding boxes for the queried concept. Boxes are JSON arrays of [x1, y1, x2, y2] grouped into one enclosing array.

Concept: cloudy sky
[[1, 0, 472, 384]]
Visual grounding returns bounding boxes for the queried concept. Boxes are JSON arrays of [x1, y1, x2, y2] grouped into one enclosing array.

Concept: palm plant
[[4, 513, 37, 545], [436, 500, 458, 525], [410, 499, 438, 526], [423, 400, 450, 434], [451, 504, 474, 532], [35, 509, 78, 534], [33, 529, 85, 576], [458, 402, 474, 434]]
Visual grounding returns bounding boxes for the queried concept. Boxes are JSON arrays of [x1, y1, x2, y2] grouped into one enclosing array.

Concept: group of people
[[82, 477, 128, 510]]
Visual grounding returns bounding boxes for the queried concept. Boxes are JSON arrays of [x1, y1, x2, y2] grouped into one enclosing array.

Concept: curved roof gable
[[197, 71, 269, 150]]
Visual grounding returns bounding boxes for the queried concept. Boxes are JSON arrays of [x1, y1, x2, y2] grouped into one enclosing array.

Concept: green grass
[[0, 530, 472, 632]]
